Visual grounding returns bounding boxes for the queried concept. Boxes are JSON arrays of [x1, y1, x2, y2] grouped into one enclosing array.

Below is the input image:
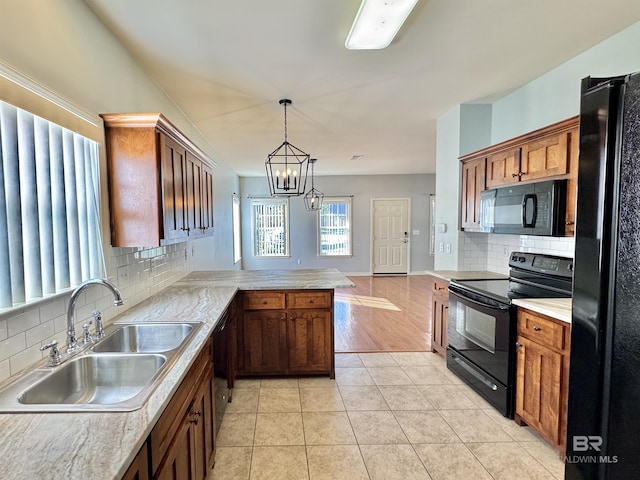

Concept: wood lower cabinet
[[429, 277, 449, 356], [102, 113, 215, 247], [121, 442, 150, 480], [515, 308, 571, 455], [150, 337, 215, 480], [237, 290, 334, 377]]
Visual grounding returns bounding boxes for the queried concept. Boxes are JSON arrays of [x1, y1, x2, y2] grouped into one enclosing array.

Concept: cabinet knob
[[262, 300, 268, 304], [512, 173, 519, 178], [308, 299, 314, 303], [519, 171, 525, 177], [516, 342, 522, 347], [290, 317, 297, 322], [533, 326, 542, 331], [565, 221, 575, 225]]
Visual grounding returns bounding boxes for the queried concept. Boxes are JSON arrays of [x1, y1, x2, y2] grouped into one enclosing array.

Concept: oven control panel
[[509, 252, 573, 278]]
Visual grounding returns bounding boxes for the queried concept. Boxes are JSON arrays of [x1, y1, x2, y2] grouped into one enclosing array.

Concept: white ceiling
[[84, 0, 640, 177]]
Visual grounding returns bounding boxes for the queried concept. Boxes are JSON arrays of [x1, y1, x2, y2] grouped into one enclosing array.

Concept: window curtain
[[0, 100, 104, 308]]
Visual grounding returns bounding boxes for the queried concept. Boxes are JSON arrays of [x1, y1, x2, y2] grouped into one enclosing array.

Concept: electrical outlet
[[117, 265, 129, 285], [439, 242, 444, 252], [191, 246, 196, 256]]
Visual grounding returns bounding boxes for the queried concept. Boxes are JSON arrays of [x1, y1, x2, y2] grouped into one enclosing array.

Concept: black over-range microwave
[[479, 179, 567, 236]]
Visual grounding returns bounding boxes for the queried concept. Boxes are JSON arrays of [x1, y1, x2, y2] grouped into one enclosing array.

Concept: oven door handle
[[451, 354, 498, 391], [448, 286, 511, 311]]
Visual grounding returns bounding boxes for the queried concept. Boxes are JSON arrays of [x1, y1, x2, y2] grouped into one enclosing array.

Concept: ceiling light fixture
[[265, 99, 309, 196], [345, 0, 419, 50], [304, 159, 324, 211]]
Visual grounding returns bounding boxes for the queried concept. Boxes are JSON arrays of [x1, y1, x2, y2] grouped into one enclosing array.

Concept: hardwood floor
[[334, 275, 432, 353]]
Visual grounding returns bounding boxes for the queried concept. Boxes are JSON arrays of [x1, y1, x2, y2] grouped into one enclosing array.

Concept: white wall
[[0, 0, 238, 382], [240, 174, 436, 274]]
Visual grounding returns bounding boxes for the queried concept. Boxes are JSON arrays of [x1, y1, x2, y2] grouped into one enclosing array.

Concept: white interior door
[[372, 198, 410, 274]]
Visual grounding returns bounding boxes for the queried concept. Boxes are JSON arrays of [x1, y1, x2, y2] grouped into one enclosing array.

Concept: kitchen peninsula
[[0, 269, 353, 480]]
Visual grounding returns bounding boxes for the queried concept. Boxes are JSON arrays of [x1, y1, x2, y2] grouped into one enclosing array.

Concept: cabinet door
[[520, 132, 569, 181], [122, 442, 150, 480], [486, 148, 521, 187], [515, 335, 563, 445], [201, 164, 214, 233], [155, 419, 194, 480], [191, 373, 215, 480], [162, 136, 189, 243], [287, 309, 332, 373], [460, 158, 486, 231], [431, 296, 448, 356], [242, 310, 287, 373]]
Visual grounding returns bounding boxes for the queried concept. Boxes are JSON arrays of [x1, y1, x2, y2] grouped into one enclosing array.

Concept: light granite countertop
[[0, 268, 352, 480], [512, 297, 572, 324], [426, 270, 509, 282]]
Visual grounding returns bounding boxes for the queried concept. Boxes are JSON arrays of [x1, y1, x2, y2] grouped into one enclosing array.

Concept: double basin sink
[[0, 322, 203, 412]]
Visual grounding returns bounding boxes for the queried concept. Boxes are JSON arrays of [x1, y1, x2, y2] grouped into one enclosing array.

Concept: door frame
[[370, 197, 411, 275]]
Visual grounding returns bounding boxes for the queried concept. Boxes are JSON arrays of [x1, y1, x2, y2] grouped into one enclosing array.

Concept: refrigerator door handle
[[522, 194, 537, 228]]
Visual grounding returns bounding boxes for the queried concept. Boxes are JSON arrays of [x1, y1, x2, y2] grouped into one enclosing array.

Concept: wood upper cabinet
[[460, 157, 486, 231], [101, 113, 215, 247], [515, 308, 571, 455], [237, 290, 335, 377], [459, 116, 579, 236], [429, 277, 449, 356]]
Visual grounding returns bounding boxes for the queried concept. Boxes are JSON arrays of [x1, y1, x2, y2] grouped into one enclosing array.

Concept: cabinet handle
[[290, 317, 297, 322], [533, 326, 542, 331], [511, 173, 519, 178], [308, 299, 314, 303], [516, 342, 522, 347], [262, 300, 268, 304], [519, 171, 525, 177], [565, 221, 575, 225]]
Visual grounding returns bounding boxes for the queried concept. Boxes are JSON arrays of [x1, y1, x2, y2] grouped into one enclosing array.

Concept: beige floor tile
[[339, 385, 389, 411], [358, 352, 399, 367], [216, 413, 257, 447], [300, 387, 345, 412], [297, 376, 337, 387], [250, 446, 309, 480], [254, 412, 305, 446], [335, 353, 365, 368], [414, 443, 492, 480], [520, 441, 565, 479], [307, 445, 369, 480], [417, 384, 477, 410], [226, 387, 259, 413], [436, 366, 465, 384], [258, 387, 301, 413], [429, 353, 447, 368], [394, 410, 460, 444], [467, 442, 556, 480], [211, 446, 252, 480], [378, 385, 433, 411], [482, 407, 544, 442], [402, 365, 453, 385], [360, 444, 431, 480], [302, 411, 357, 445], [439, 409, 513, 442], [389, 351, 434, 366], [260, 378, 299, 388], [368, 366, 414, 385], [335, 367, 375, 386], [234, 378, 262, 389], [347, 410, 409, 444]]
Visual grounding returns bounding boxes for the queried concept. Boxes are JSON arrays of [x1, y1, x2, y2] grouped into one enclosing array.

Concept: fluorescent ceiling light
[[345, 0, 419, 50]]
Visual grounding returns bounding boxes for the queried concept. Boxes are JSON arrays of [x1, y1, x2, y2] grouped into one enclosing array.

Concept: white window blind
[[251, 198, 289, 257], [318, 197, 352, 256], [0, 100, 103, 308]]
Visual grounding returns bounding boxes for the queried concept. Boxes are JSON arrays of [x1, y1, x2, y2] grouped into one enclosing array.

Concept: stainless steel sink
[[0, 321, 204, 412], [92, 323, 196, 353], [18, 354, 166, 406]]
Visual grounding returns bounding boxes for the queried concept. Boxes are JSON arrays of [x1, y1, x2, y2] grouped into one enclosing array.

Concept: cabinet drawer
[[431, 279, 449, 298], [518, 310, 568, 351], [287, 291, 332, 309], [243, 291, 286, 310]]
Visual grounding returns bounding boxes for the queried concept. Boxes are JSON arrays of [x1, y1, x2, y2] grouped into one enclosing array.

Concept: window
[[318, 197, 352, 256], [0, 100, 103, 309], [232, 193, 241, 264], [251, 198, 289, 257]]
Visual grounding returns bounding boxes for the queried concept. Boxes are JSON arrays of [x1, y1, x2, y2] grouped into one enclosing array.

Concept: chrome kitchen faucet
[[66, 279, 124, 355]]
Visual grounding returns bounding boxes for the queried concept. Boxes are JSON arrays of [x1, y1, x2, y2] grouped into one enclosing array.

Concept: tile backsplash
[[459, 232, 576, 275], [0, 243, 189, 383]]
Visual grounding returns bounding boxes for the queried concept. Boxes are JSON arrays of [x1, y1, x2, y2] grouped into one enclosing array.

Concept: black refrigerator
[[565, 72, 640, 479]]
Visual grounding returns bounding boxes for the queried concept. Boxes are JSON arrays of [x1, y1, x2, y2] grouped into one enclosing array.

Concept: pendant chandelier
[[265, 99, 309, 197], [304, 158, 324, 211]]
